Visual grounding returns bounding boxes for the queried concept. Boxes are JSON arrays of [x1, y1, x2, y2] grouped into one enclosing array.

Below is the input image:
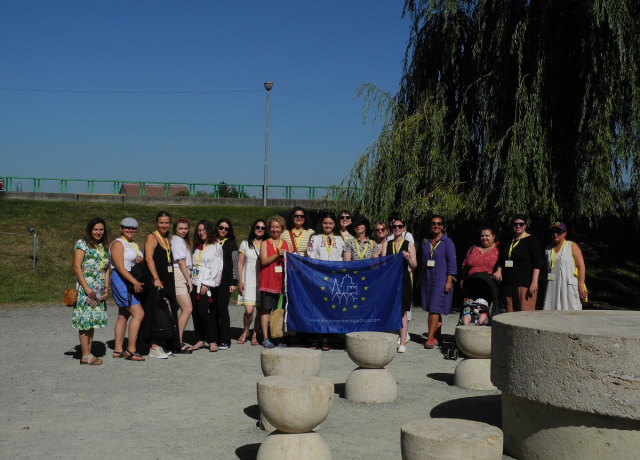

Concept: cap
[[549, 222, 567, 233], [120, 217, 138, 228], [475, 298, 489, 308]]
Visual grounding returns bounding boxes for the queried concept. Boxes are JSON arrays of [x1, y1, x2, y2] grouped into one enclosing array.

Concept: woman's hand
[[229, 285, 236, 294], [85, 286, 98, 299], [98, 291, 109, 302], [153, 278, 163, 289], [444, 280, 452, 293], [133, 280, 144, 293], [187, 282, 193, 294], [238, 280, 245, 295], [493, 268, 502, 282], [134, 256, 143, 264], [278, 248, 286, 258], [200, 285, 209, 296], [528, 280, 538, 296], [402, 250, 410, 260], [578, 285, 587, 302]]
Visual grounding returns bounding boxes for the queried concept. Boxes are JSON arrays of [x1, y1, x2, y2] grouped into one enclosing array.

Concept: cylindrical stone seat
[[401, 418, 503, 460], [345, 367, 397, 403], [261, 348, 322, 377], [455, 325, 492, 358], [492, 311, 640, 460], [454, 358, 496, 390], [257, 431, 331, 460], [346, 332, 397, 368], [257, 375, 333, 434]]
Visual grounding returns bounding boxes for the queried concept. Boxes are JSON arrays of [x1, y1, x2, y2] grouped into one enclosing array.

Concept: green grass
[[0, 199, 289, 304], [1, 198, 639, 310]]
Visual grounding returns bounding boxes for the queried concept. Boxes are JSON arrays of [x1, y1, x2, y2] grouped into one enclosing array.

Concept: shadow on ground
[[430, 395, 502, 428], [235, 443, 261, 460]]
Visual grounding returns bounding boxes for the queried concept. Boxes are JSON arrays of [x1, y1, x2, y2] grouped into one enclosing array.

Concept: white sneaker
[[397, 335, 401, 345], [407, 310, 412, 321], [398, 345, 406, 353], [148, 346, 169, 359]]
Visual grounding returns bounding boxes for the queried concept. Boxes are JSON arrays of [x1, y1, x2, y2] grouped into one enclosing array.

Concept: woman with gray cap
[[109, 217, 146, 361], [542, 222, 587, 310]]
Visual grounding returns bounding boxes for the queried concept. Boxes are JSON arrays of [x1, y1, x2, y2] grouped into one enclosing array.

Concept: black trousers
[[216, 280, 232, 346], [191, 287, 218, 344]]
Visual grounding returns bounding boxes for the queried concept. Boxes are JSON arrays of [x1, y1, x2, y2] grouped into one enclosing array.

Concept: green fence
[[1, 176, 361, 201]]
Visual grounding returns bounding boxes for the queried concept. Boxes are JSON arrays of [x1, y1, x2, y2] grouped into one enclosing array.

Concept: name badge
[[167, 266, 173, 273], [99, 273, 105, 281], [193, 269, 199, 276], [275, 266, 283, 273], [547, 274, 555, 281], [505, 260, 514, 268], [427, 260, 435, 267]]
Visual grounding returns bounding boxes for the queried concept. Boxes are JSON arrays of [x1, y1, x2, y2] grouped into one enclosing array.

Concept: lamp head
[[264, 81, 273, 91], [27, 227, 35, 235]]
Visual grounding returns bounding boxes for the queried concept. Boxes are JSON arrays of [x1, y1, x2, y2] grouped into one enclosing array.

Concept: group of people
[[70, 208, 587, 365]]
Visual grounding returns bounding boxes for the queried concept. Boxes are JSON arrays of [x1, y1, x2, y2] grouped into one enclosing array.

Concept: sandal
[[125, 350, 145, 361], [112, 351, 126, 358], [80, 355, 103, 365], [251, 335, 259, 346], [309, 342, 318, 350], [209, 343, 218, 352], [321, 341, 330, 351], [237, 333, 248, 345], [424, 338, 436, 349], [187, 342, 204, 351]]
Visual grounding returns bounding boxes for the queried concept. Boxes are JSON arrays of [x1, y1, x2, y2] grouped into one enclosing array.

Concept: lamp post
[[263, 81, 273, 207], [27, 227, 37, 270]]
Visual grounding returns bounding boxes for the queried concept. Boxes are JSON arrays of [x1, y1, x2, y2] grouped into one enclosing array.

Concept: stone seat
[[346, 331, 397, 368], [455, 325, 491, 358], [261, 348, 322, 377]]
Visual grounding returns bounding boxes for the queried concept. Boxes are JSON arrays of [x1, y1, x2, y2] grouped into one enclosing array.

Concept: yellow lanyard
[[292, 230, 304, 249], [270, 238, 282, 253], [154, 231, 171, 263], [508, 233, 527, 259], [354, 239, 372, 260], [429, 239, 441, 259], [323, 234, 334, 257], [219, 238, 228, 247], [95, 244, 107, 270], [195, 244, 209, 268], [550, 240, 567, 271], [341, 230, 351, 240], [124, 240, 142, 258], [393, 238, 405, 255]]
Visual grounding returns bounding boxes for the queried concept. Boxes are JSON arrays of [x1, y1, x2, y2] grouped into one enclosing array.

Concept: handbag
[[125, 261, 150, 294], [153, 293, 176, 340], [63, 261, 78, 307], [269, 294, 285, 339]]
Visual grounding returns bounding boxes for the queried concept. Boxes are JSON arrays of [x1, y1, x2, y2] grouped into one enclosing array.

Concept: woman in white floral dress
[[72, 217, 110, 365]]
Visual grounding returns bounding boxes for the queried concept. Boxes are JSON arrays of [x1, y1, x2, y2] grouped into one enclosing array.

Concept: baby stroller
[[444, 272, 498, 360]]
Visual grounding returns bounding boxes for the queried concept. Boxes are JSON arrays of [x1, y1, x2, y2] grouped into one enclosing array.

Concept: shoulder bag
[[269, 294, 285, 339]]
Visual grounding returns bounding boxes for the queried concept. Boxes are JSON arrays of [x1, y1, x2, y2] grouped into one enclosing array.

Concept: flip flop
[[80, 355, 103, 365], [187, 342, 204, 351], [321, 341, 330, 351], [112, 351, 126, 358], [309, 342, 318, 350], [237, 333, 248, 345], [250, 336, 259, 346]]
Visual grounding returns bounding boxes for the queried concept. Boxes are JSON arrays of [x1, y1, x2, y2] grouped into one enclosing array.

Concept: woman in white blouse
[[190, 219, 224, 352], [170, 217, 194, 353], [237, 219, 267, 345]]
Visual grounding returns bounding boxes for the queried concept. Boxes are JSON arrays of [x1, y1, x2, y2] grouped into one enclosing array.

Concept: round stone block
[[346, 332, 397, 368], [257, 375, 333, 433], [401, 418, 503, 460], [257, 431, 331, 460], [492, 311, 640, 420], [455, 325, 492, 358], [345, 367, 397, 403], [260, 411, 275, 432], [454, 358, 497, 391], [261, 348, 322, 377]]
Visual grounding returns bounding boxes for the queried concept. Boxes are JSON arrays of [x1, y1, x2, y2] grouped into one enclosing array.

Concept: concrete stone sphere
[[345, 332, 397, 368], [261, 348, 322, 377], [257, 375, 334, 433], [257, 431, 331, 460], [454, 358, 497, 391], [401, 418, 503, 460], [345, 367, 397, 403], [455, 325, 492, 358]]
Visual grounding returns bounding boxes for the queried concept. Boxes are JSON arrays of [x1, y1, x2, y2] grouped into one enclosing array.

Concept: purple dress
[[420, 234, 457, 314]]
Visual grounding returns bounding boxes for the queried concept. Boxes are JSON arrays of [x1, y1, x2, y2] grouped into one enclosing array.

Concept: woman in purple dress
[[420, 215, 457, 349]]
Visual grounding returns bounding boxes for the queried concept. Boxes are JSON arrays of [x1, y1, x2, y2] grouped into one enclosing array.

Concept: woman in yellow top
[[281, 206, 314, 256]]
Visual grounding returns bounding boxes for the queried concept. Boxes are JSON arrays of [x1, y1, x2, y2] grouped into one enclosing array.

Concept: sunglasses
[[551, 229, 564, 235], [255, 225, 266, 230], [340, 216, 351, 220], [218, 226, 229, 231], [392, 224, 404, 229], [294, 214, 305, 219], [513, 222, 526, 227], [431, 222, 443, 227], [122, 227, 137, 231]]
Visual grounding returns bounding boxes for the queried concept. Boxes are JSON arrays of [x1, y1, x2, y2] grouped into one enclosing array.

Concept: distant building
[[119, 183, 189, 196]]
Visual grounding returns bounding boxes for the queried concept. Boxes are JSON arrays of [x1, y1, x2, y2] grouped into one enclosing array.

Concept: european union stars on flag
[[285, 253, 404, 334]]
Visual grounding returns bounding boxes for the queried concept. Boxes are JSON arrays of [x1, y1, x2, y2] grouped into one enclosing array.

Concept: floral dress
[[72, 239, 109, 330]]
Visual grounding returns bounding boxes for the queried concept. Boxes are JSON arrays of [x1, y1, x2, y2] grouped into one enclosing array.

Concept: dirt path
[[0, 304, 514, 459]]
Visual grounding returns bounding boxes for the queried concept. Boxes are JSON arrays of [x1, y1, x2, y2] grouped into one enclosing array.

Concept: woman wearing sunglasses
[[542, 222, 587, 310], [372, 221, 389, 253], [338, 210, 354, 243], [213, 218, 239, 350], [282, 206, 314, 256], [420, 215, 456, 349], [237, 219, 268, 345], [493, 214, 542, 312]]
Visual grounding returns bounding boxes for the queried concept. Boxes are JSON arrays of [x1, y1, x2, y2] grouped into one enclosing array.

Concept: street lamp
[[27, 226, 37, 270], [263, 81, 273, 207]]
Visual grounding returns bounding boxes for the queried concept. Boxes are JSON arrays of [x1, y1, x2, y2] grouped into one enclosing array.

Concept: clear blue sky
[[0, 1, 410, 193]]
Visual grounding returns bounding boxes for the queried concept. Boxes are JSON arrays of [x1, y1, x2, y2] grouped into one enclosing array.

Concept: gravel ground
[[0, 303, 515, 460]]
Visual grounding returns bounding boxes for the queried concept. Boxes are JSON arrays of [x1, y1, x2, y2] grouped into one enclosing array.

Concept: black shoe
[[218, 343, 229, 350]]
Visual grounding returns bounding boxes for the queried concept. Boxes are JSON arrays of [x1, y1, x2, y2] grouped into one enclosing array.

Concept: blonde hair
[[267, 215, 286, 232]]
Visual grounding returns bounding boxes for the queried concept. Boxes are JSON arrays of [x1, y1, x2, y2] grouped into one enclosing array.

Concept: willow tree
[[338, 0, 640, 226]]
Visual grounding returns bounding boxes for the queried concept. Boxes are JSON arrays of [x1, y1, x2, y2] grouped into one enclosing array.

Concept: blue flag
[[285, 253, 404, 334]]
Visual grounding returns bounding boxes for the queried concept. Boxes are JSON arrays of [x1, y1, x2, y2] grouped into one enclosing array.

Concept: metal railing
[[1, 176, 360, 201]]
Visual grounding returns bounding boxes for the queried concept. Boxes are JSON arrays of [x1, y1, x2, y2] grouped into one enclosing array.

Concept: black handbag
[[125, 262, 149, 294], [154, 294, 176, 340]]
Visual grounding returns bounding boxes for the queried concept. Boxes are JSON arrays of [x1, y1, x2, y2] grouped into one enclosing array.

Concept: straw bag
[[63, 266, 77, 307], [269, 294, 285, 339]]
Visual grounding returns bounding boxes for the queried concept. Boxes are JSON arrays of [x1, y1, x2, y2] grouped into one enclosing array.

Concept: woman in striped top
[[282, 206, 314, 256]]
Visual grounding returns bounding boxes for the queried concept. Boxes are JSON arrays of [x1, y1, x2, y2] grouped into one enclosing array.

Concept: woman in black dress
[[213, 218, 239, 350]]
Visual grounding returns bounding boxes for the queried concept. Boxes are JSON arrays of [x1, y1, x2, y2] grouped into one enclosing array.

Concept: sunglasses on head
[[218, 226, 229, 231], [255, 225, 266, 230], [513, 222, 526, 227], [392, 224, 404, 229]]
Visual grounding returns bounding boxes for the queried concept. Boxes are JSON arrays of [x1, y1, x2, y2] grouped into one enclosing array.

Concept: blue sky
[[0, 1, 410, 193]]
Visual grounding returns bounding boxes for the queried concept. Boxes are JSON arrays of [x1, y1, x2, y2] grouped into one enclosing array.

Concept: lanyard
[[270, 238, 282, 253], [219, 238, 227, 247], [550, 240, 567, 271], [95, 244, 107, 270], [252, 240, 261, 257], [341, 230, 351, 241], [124, 239, 142, 258], [195, 244, 210, 268], [429, 239, 441, 259], [155, 230, 171, 263], [508, 233, 527, 259], [323, 235, 334, 257], [292, 230, 303, 249], [393, 238, 405, 255], [354, 239, 372, 260]]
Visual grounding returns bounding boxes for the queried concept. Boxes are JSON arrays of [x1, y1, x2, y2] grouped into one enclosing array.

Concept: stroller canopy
[[463, 272, 498, 304]]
